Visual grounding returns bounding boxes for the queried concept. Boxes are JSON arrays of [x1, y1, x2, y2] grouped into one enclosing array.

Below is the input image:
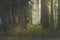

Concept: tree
[[9, 0, 20, 27], [50, 0, 54, 29], [0, 0, 10, 31], [41, 0, 49, 29], [58, 0, 60, 30], [0, 0, 18, 31]]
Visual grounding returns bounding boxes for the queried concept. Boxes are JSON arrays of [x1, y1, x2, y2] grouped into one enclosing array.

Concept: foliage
[[10, 23, 52, 36]]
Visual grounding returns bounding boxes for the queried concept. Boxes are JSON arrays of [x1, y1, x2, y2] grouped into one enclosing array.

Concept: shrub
[[10, 23, 52, 36]]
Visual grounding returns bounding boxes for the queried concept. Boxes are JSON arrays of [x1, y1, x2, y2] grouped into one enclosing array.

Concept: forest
[[0, 0, 60, 40]]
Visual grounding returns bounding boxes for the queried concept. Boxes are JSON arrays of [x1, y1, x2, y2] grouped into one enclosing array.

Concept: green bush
[[10, 23, 52, 36], [26, 23, 43, 35]]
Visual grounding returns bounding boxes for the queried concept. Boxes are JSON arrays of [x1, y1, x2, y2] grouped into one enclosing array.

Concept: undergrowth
[[10, 23, 52, 36]]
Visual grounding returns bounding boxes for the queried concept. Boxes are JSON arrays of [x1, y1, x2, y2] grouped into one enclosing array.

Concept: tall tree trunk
[[9, 1, 13, 27], [36, 0, 40, 24], [41, 0, 49, 29], [58, 0, 60, 30], [10, 0, 17, 27], [50, 0, 54, 29]]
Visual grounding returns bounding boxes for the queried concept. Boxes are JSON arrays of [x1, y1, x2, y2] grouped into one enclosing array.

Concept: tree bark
[[50, 0, 54, 29], [41, 0, 49, 29], [58, 0, 60, 30]]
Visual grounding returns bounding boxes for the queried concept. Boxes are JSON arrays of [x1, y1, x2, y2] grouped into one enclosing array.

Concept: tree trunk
[[58, 0, 60, 30], [41, 0, 49, 29], [9, 1, 13, 27], [10, 0, 17, 27], [50, 0, 54, 29]]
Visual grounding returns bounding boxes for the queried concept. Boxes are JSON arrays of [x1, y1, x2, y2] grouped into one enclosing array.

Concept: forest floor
[[0, 30, 60, 40], [0, 37, 60, 40], [0, 29, 60, 40]]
